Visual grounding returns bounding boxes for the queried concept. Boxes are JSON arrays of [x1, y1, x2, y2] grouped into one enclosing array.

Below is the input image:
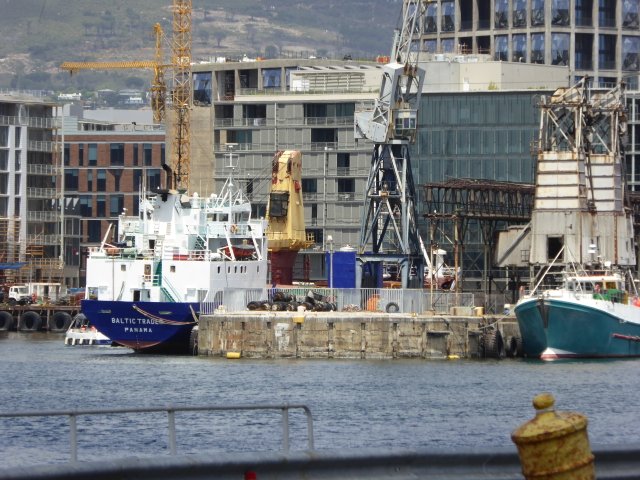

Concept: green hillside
[[0, 0, 400, 92]]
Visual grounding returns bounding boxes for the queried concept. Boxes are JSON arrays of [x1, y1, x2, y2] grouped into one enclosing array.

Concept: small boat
[[514, 263, 640, 359], [64, 314, 112, 346]]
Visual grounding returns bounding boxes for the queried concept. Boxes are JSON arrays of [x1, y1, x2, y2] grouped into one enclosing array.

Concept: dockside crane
[[60, 0, 192, 191], [354, 0, 427, 288]]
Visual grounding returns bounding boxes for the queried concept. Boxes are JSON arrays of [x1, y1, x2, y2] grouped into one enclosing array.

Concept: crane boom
[[355, 0, 428, 289], [60, 23, 167, 124]]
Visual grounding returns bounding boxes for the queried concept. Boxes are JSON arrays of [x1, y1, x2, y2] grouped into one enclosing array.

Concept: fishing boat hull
[[515, 295, 640, 359], [81, 299, 198, 354]]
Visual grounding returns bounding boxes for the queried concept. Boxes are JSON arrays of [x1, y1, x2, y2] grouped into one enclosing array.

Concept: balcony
[[27, 163, 59, 175], [27, 140, 56, 153], [304, 116, 353, 126], [26, 234, 61, 245], [26, 187, 57, 198], [27, 211, 60, 222], [214, 117, 269, 127]]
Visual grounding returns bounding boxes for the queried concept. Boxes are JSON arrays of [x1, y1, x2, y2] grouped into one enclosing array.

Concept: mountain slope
[[0, 0, 401, 91]]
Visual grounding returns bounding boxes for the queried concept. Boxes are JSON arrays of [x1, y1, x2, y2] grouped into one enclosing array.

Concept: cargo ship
[[81, 160, 268, 353]]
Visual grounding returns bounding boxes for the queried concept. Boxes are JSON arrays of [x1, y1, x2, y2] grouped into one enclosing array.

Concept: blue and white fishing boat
[[81, 160, 268, 353]]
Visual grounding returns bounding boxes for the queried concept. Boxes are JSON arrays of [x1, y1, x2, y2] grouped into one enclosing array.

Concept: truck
[[6, 282, 67, 305]]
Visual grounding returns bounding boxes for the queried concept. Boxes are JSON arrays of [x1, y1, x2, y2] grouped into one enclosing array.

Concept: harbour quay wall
[[198, 312, 520, 359]]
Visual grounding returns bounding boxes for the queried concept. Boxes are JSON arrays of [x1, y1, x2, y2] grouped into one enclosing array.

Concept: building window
[[262, 68, 281, 88], [512, 34, 527, 62], [552, 33, 570, 65], [80, 195, 92, 216], [79, 144, 84, 166], [598, 0, 616, 27], [134, 169, 143, 190], [423, 39, 437, 53], [14, 127, 21, 148], [87, 170, 93, 191], [575, 33, 594, 69], [311, 128, 336, 148], [65, 168, 79, 191], [599, 34, 617, 69], [0, 126, 7, 147], [110, 143, 124, 166], [97, 169, 106, 191], [133, 144, 139, 166], [531, 34, 545, 63], [0, 150, 7, 170], [552, 0, 570, 25], [425, 2, 437, 32], [110, 194, 124, 216], [88, 220, 101, 243], [576, 0, 594, 26], [96, 195, 106, 217], [441, 38, 455, 53], [495, 0, 508, 28], [88, 144, 97, 166], [143, 143, 152, 166], [64, 143, 70, 166], [301, 178, 317, 193], [441, 1, 454, 31], [147, 169, 161, 191], [513, 0, 527, 27], [193, 71, 212, 105], [337, 178, 355, 199], [531, 0, 545, 26], [337, 153, 350, 176], [624, 0, 639, 28], [622, 36, 640, 71], [495, 35, 508, 61]]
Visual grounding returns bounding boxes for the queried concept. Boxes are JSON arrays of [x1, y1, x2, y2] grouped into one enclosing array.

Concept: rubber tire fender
[[385, 302, 400, 313], [0, 311, 14, 331], [50, 311, 73, 332], [18, 311, 42, 331]]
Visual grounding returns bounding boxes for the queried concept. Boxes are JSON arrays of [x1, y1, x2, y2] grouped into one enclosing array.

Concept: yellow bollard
[[511, 393, 594, 480]]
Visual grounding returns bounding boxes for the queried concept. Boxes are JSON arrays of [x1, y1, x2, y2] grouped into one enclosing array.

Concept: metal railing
[[0, 403, 314, 463], [208, 287, 476, 315]]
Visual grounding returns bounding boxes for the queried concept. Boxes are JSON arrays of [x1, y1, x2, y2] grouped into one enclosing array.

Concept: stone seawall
[[198, 312, 520, 359]]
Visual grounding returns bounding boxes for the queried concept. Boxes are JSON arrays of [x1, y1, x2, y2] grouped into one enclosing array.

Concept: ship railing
[[0, 403, 314, 464], [211, 287, 475, 315], [160, 248, 223, 262]]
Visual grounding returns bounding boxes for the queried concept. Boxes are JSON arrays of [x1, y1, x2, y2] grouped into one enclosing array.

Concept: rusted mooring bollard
[[511, 393, 595, 479]]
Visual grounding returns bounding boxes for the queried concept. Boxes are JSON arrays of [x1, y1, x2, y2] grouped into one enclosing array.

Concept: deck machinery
[[354, 0, 428, 288]]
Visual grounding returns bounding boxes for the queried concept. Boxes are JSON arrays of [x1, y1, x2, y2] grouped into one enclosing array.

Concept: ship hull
[[515, 296, 640, 359], [81, 299, 198, 354]]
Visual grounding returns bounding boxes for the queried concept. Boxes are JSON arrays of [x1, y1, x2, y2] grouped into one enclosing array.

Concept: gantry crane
[[354, 0, 427, 289], [60, 0, 192, 191]]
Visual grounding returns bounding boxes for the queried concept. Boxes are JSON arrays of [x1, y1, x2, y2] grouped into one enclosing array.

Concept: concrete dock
[[198, 312, 520, 359]]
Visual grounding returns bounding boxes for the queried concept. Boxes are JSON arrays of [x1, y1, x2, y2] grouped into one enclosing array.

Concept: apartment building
[[419, 0, 639, 88], [0, 93, 81, 287], [62, 109, 165, 285]]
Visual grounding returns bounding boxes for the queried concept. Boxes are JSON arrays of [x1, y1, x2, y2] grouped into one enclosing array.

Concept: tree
[[213, 29, 230, 48]]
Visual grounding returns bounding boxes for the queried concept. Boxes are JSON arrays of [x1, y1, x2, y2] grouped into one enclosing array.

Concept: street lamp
[[327, 235, 334, 291]]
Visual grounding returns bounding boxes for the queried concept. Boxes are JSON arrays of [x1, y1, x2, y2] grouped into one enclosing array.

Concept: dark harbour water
[[1, 331, 639, 469]]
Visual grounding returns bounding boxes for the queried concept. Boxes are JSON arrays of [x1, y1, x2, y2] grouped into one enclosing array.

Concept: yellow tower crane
[[60, 23, 167, 124], [60, 0, 193, 191]]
